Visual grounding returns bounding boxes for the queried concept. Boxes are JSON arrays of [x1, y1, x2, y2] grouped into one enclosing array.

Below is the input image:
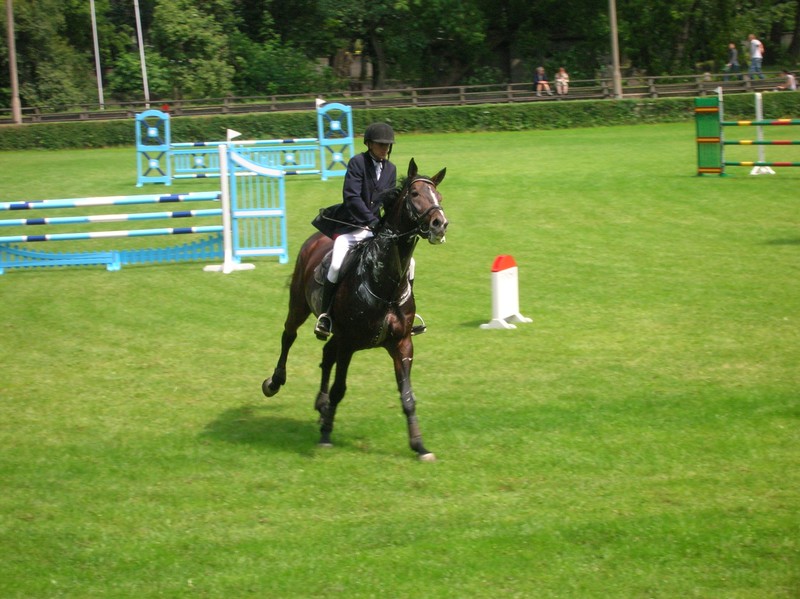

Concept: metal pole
[[5, 0, 22, 123], [751, 92, 775, 175], [133, 0, 150, 108], [89, 0, 104, 110], [609, 0, 623, 99]]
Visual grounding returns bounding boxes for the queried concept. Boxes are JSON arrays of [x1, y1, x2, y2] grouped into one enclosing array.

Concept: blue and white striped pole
[[0, 226, 223, 244]]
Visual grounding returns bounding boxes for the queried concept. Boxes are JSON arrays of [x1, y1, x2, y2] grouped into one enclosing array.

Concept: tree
[[149, 0, 235, 98], [3, 0, 800, 110], [1, 0, 96, 107], [789, 0, 800, 61], [400, 0, 487, 86]]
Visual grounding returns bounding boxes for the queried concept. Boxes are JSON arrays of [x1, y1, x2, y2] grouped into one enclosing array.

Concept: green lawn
[[1, 123, 798, 598]]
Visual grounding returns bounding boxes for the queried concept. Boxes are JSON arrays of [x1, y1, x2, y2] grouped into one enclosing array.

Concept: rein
[[316, 176, 443, 240]]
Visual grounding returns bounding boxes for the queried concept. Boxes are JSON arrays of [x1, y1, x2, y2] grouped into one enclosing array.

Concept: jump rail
[[0, 147, 288, 274]]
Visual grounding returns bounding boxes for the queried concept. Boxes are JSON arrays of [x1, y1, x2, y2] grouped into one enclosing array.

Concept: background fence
[[0, 72, 787, 125]]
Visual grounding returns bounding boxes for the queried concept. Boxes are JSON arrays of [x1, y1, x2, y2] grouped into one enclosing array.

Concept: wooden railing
[[0, 72, 786, 125]]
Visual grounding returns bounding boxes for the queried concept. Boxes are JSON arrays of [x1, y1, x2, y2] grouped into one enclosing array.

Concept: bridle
[[400, 177, 446, 240]]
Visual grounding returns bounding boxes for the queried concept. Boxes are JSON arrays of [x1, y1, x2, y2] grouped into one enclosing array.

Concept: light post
[[5, 0, 22, 123], [609, 0, 623, 99], [90, 0, 105, 109], [133, 0, 150, 108]]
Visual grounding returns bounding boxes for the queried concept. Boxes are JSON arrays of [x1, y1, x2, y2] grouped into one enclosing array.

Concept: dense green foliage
[[2, 92, 800, 151], [1, 125, 798, 596], [2, 0, 800, 109]]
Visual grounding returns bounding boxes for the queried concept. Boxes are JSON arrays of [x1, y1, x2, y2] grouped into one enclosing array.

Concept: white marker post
[[480, 255, 532, 329]]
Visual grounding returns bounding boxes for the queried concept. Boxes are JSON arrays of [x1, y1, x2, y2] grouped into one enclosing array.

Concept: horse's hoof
[[262, 378, 279, 397], [314, 392, 330, 413], [418, 452, 437, 462], [318, 442, 334, 449]]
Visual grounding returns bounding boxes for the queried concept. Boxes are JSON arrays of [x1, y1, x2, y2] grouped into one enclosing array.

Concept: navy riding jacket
[[313, 152, 397, 238]]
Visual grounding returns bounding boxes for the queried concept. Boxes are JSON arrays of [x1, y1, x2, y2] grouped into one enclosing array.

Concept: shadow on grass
[[461, 319, 490, 328], [764, 237, 800, 245], [201, 404, 319, 456]]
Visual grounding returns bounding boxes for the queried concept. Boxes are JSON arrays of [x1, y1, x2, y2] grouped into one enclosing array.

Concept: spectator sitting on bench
[[533, 67, 553, 96], [776, 70, 797, 91]]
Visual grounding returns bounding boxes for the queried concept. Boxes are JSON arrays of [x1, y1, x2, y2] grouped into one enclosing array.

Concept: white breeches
[[327, 230, 415, 283], [327, 229, 373, 283]]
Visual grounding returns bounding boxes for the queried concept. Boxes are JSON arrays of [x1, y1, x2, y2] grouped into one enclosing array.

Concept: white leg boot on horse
[[407, 260, 426, 336], [410, 278, 427, 336]]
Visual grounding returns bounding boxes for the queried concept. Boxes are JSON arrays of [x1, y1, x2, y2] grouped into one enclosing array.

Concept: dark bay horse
[[262, 159, 448, 460]]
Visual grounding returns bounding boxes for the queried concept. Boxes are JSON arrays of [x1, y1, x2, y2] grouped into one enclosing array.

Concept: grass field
[[1, 123, 798, 598]]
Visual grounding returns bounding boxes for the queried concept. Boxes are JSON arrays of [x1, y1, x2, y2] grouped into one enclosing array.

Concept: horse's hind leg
[[318, 345, 352, 447]]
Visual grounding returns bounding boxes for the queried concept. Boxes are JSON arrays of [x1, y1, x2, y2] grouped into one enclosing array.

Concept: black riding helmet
[[363, 122, 395, 145], [364, 122, 395, 160]]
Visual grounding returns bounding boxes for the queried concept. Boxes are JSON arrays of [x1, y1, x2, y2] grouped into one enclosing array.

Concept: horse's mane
[[375, 175, 416, 228], [377, 177, 408, 209]]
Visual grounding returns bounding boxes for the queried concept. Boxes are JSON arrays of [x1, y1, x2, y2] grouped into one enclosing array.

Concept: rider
[[312, 122, 424, 340]]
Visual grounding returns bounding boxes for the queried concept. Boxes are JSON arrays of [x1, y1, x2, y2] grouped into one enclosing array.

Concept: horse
[[261, 158, 449, 460]]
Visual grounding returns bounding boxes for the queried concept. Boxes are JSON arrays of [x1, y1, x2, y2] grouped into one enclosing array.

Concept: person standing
[[724, 43, 740, 80], [748, 34, 765, 80]]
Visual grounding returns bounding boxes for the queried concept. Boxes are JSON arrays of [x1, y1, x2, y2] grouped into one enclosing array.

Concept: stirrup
[[411, 314, 427, 336], [314, 313, 332, 340]]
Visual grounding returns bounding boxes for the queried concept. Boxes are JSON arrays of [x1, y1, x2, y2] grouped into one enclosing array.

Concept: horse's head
[[401, 158, 448, 244]]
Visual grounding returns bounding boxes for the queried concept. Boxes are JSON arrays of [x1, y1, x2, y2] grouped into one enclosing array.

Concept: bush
[[1, 94, 799, 151]]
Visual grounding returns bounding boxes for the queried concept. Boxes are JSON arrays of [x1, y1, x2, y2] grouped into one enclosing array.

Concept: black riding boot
[[314, 279, 337, 340]]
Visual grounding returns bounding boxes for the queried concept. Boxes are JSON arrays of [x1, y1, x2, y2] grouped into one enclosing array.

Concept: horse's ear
[[407, 158, 418, 179], [431, 167, 446, 186]]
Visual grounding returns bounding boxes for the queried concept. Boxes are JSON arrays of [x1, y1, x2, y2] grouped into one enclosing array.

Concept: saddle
[[313, 242, 366, 286], [311, 239, 426, 335]]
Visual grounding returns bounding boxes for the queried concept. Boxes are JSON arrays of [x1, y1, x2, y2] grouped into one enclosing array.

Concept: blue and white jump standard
[[136, 102, 355, 186]]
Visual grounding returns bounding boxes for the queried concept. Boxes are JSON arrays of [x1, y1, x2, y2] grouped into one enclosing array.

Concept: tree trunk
[[672, 0, 700, 70], [788, 1, 800, 61], [369, 32, 387, 89]]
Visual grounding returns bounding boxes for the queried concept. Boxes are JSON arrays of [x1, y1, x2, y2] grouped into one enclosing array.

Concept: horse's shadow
[[201, 404, 319, 456]]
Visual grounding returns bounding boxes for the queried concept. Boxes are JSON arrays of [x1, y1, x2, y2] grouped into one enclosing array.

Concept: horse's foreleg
[[390, 339, 435, 461], [262, 328, 297, 397], [263, 296, 311, 399], [319, 345, 351, 447], [314, 338, 337, 439]]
